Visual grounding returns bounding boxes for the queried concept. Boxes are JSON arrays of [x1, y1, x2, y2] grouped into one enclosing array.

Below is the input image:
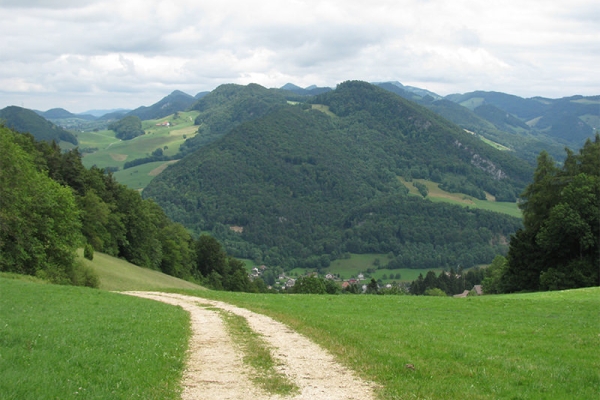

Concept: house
[[285, 279, 296, 288], [341, 281, 350, 289], [155, 121, 170, 127], [325, 273, 334, 280], [453, 285, 484, 297], [357, 273, 365, 280]]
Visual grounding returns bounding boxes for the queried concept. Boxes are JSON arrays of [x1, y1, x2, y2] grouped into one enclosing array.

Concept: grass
[[181, 287, 600, 400], [79, 111, 199, 188], [0, 277, 191, 399], [218, 310, 299, 396], [398, 177, 522, 218], [112, 160, 179, 191], [77, 249, 203, 291]]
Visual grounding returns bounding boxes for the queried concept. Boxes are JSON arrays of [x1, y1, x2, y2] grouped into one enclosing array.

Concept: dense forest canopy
[[144, 81, 529, 270]]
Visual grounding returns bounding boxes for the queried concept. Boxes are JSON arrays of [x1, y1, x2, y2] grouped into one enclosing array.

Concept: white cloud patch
[[0, 0, 598, 111]]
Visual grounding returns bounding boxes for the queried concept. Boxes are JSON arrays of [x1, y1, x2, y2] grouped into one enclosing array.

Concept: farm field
[[77, 111, 199, 186], [398, 177, 522, 218], [112, 159, 179, 191]]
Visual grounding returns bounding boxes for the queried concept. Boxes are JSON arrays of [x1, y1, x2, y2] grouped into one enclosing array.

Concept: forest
[[144, 82, 530, 270]]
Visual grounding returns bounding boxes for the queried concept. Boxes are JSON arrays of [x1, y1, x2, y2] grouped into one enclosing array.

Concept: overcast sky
[[1, 0, 598, 113]]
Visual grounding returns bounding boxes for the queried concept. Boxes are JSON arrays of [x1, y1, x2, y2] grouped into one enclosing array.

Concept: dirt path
[[122, 292, 377, 400]]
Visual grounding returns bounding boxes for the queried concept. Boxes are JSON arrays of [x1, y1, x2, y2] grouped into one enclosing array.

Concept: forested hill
[[178, 83, 289, 156], [0, 106, 78, 145], [144, 81, 530, 270]]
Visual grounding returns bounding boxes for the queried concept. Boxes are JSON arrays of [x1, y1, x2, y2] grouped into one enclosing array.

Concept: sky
[[0, 0, 598, 113]]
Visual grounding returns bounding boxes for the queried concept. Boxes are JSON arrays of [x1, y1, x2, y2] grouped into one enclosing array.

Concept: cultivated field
[[77, 111, 199, 188]]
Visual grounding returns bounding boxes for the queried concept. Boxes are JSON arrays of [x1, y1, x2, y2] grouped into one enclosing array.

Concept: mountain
[[37, 108, 97, 121], [0, 106, 78, 145], [144, 81, 530, 270], [374, 81, 442, 101], [195, 91, 210, 99], [80, 108, 130, 118], [280, 83, 333, 96], [125, 90, 196, 120], [445, 91, 599, 146]]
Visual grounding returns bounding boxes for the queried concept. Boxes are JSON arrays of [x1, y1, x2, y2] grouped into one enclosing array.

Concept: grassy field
[[184, 287, 600, 399], [398, 177, 522, 218], [76, 249, 203, 291], [3, 249, 598, 400], [0, 276, 191, 399], [111, 159, 179, 191], [78, 111, 199, 188]]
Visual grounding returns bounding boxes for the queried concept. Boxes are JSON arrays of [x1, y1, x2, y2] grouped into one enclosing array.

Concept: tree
[[291, 275, 327, 294], [504, 135, 600, 291], [0, 126, 86, 285]]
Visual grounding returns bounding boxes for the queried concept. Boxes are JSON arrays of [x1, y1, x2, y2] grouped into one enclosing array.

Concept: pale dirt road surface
[[122, 291, 378, 400]]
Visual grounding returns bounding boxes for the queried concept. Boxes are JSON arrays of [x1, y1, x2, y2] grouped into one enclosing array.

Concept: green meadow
[[0, 276, 191, 400], [3, 251, 598, 399], [188, 288, 600, 400], [399, 177, 522, 218], [78, 111, 199, 187]]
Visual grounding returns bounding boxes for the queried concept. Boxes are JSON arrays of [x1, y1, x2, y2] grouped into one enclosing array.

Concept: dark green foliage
[[145, 81, 528, 270], [194, 234, 254, 291], [289, 275, 327, 294], [179, 83, 288, 155], [84, 244, 94, 260], [502, 135, 600, 292], [0, 106, 78, 145], [409, 267, 484, 296], [412, 181, 428, 197], [108, 115, 145, 140]]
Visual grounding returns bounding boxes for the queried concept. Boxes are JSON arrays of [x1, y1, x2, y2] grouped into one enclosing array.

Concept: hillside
[[179, 83, 290, 156], [0, 106, 78, 145], [144, 81, 529, 270], [126, 90, 196, 121]]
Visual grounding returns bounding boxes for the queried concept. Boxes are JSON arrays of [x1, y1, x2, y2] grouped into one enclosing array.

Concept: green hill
[[144, 81, 530, 270], [0, 106, 78, 145], [179, 83, 289, 155]]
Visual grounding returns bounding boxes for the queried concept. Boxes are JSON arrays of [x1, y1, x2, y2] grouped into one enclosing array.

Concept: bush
[[84, 244, 94, 260], [424, 288, 447, 296]]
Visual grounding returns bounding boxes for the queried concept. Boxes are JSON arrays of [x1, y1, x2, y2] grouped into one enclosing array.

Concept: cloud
[[0, 0, 598, 111]]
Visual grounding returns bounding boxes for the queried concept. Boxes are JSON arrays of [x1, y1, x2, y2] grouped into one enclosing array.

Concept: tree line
[[0, 125, 260, 292]]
